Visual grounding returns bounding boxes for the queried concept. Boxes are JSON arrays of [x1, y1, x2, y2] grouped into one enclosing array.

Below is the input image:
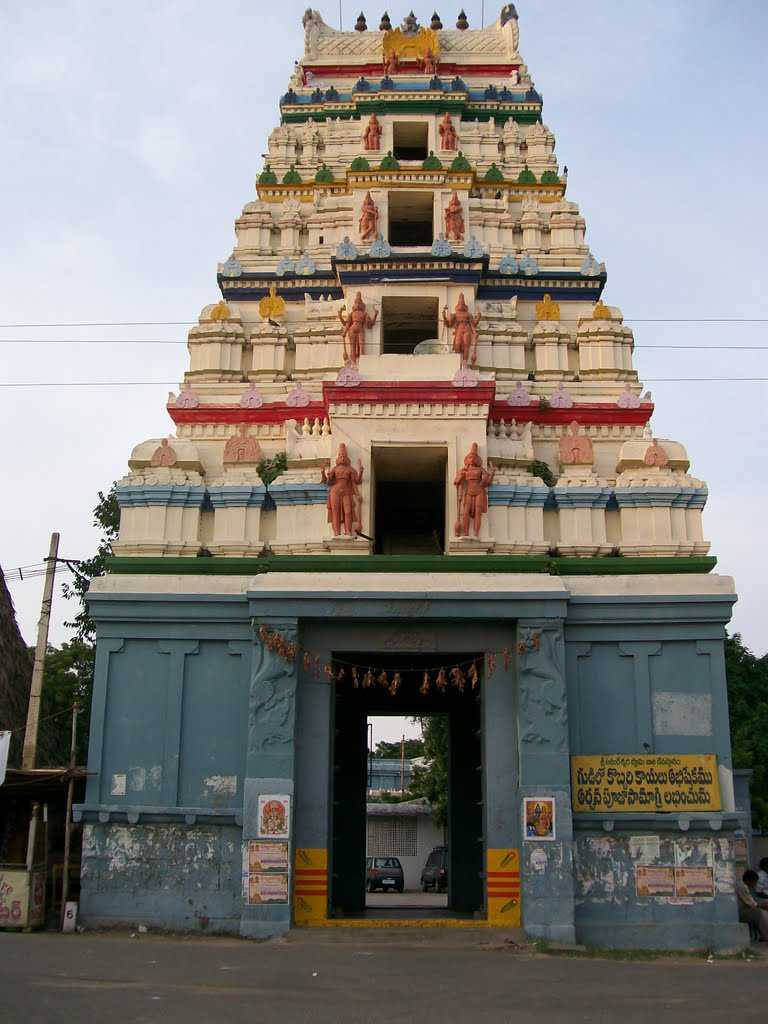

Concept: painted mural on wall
[[571, 754, 721, 813]]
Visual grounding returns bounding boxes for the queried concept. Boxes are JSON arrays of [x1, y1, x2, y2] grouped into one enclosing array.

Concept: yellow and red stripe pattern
[[486, 848, 521, 926], [293, 848, 328, 925]]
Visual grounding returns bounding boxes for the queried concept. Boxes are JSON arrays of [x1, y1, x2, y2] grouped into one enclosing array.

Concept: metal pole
[[22, 533, 59, 770], [60, 705, 78, 930], [400, 734, 405, 792]]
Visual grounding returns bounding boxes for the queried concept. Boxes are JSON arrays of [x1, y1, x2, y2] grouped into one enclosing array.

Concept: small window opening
[[373, 446, 446, 555], [388, 191, 434, 247], [381, 296, 439, 354], [319, 234, 324, 245], [392, 121, 428, 161]]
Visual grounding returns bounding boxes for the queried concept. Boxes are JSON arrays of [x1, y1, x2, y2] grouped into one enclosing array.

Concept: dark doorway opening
[[331, 653, 484, 919], [392, 121, 429, 162], [381, 296, 439, 354], [388, 191, 434, 247], [373, 446, 446, 554]]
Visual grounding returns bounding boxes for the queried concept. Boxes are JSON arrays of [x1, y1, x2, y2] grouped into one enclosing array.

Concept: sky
[[2, 0, 767, 728]]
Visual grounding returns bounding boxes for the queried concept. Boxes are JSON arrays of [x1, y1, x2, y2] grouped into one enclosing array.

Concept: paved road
[[0, 929, 764, 1024]]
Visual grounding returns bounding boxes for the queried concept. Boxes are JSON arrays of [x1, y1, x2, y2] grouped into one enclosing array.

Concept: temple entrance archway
[[330, 652, 483, 919]]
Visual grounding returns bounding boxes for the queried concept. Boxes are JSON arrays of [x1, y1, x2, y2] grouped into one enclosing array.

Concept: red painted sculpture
[[223, 423, 263, 464], [150, 438, 177, 467], [322, 443, 363, 537], [358, 191, 379, 241], [422, 51, 438, 75], [438, 113, 458, 150], [454, 443, 495, 538], [442, 292, 480, 365], [643, 439, 669, 468], [363, 114, 382, 151], [559, 421, 593, 466], [444, 191, 464, 240], [338, 292, 378, 365], [383, 51, 399, 75]]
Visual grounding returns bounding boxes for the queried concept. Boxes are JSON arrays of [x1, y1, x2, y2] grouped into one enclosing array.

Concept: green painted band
[[106, 555, 717, 576]]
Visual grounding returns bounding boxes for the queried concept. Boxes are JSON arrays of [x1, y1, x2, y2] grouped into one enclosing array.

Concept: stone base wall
[[80, 823, 242, 934], [573, 830, 748, 952]]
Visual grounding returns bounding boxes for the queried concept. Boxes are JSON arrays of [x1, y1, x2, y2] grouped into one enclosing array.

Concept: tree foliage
[[374, 738, 424, 759], [725, 633, 768, 831], [408, 715, 449, 827], [37, 640, 95, 766], [62, 486, 120, 643], [35, 487, 120, 765]]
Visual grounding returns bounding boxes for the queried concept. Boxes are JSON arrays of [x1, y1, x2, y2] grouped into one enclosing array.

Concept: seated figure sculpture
[[559, 421, 593, 466], [454, 443, 495, 538], [322, 443, 363, 537]]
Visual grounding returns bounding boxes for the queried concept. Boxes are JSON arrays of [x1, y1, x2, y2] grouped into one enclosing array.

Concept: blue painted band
[[116, 485, 206, 508], [615, 487, 708, 509], [553, 487, 614, 509], [488, 484, 550, 507], [270, 483, 328, 506], [208, 486, 267, 508]]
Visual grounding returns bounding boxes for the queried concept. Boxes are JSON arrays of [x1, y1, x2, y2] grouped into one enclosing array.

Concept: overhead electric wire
[[2, 318, 768, 328], [1, 377, 767, 389], [1, 339, 768, 350]]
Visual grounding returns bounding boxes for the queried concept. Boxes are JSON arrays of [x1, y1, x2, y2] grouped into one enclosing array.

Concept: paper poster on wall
[[635, 865, 675, 897], [257, 795, 291, 839], [248, 841, 289, 873], [248, 873, 289, 905], [523, 797, 556, 840], [674, 867, 714, 898]]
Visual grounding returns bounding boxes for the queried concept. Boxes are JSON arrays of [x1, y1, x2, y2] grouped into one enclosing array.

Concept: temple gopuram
[[78, 7, 750, 950]]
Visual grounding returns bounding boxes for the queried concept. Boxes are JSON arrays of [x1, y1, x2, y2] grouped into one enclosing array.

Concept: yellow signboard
[[571, 754, 721, 813]]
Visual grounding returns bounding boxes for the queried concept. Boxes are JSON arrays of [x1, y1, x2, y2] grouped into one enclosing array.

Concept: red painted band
[[324, 380, 497, 406], [168, 402, 328, 425], [489, 401, 653, 426]]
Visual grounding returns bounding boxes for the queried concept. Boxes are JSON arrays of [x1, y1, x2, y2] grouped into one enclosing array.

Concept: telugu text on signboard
[[570, 754, 721, 813]]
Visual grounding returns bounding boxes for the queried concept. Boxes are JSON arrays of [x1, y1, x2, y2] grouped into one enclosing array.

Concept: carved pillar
[[240, 617, 299, 939], [517, 619, 576, 942]]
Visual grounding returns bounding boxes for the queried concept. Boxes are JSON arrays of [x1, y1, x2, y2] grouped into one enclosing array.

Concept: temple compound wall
[[77, 7, 749, 951]]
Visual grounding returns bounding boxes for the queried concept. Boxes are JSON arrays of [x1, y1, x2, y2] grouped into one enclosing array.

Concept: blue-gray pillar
[[517, 619, 576, 943], [240, 617, 298, 939]]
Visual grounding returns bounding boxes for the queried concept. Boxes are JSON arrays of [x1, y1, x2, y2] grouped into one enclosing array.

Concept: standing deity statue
[[383, 51, 399, 76], [442, 292, 481, 366], [322, 443, 363, 536], [559, 421, 594, 466], [363, 114, 382, 151], [338, 291, 378, 365], [438, 113, 458, 150], [444, 191, 465, 241], [358, 191, 379, 241], [454, 443, 495, 538], [422, 51, 438, 75]]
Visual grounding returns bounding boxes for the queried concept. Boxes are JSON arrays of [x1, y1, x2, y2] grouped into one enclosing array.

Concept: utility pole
[[60, 704, 78, 929], [22, 532, 59, 770], [400, 734, 405, 793]]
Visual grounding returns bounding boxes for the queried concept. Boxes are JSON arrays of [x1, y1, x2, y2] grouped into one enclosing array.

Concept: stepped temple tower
[[78, 8, 750, 949]]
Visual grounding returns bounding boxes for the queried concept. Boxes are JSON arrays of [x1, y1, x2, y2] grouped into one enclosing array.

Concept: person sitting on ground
[[735, 869, 768, 940], [756, 857, 768, 898]]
